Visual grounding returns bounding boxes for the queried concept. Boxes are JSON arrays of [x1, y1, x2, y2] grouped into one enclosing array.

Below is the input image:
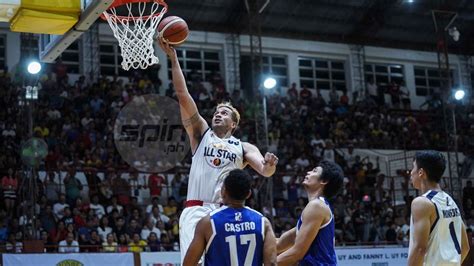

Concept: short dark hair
[[224, 169, 252, 201], [319, 160, 344, 199], [414, 150, 446, 183]]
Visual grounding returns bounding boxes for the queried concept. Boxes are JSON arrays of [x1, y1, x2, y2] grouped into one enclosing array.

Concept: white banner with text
[[140, 247, 409, 266], [3, 253, 134, 266]]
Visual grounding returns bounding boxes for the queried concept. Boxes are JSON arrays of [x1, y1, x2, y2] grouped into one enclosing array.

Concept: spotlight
[[454, 89, 465, 101], [263, 77, 276, 89], [27, 61, 41, 74]]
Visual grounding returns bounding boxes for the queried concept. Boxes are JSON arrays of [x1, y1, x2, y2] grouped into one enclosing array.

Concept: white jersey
[[409, 190, 463, 265], [187, 128, 245, 203]]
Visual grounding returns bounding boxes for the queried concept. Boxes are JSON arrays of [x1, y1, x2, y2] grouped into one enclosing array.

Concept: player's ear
[[245, 190, 252, 200]]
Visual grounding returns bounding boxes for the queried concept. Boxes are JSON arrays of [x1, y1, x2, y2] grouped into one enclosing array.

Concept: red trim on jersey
[[185, 200, 204, 207]]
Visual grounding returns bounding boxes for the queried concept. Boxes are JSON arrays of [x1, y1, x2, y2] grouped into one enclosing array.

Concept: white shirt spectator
[[81, 117, 93, 127], [323, 148, 335, 162], [90, 203, 106, 219], [58, 240, 79, 253], [47, 109, 61, 120], [53, 202, 69, 220], [400, 85, 410, 99], [367, 82, 377, 97], [2, 129, 15, 137], [146, 204, 164, 214], [97, 226, 112, 241], [150, 213, 170, 225], [141, 226, 161, 240], [106, 204, 124, 214], [295, 156, 310, 170]]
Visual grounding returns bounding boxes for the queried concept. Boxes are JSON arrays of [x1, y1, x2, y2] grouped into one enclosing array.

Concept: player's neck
[[226, 200, 245, 209], [420, 181, 441, 194], [306, 188, 324, 201], [213, 127, 232, 139]]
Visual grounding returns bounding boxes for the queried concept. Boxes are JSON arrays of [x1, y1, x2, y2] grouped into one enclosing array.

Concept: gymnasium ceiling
[[165, 0, 474, 55]]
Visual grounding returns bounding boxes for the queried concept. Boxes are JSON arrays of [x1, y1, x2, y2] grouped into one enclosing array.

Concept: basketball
[[158, 16, 189, 45]]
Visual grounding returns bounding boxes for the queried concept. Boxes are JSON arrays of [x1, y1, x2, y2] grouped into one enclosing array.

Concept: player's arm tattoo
[[182, 112, 200, 128]]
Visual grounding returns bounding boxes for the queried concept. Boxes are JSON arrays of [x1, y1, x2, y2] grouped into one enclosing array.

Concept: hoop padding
[[103, 1, 167, 70]]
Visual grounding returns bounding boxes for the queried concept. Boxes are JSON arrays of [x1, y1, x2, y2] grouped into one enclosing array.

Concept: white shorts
[[179, 204, 220, 263]]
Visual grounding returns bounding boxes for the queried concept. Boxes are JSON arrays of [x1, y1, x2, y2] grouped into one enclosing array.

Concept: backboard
[[39, 0, 113, 63]]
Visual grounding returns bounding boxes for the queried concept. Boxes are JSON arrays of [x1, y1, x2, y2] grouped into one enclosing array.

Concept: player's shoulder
[[210, 206, 229, 217], [244, 206, 264, 217], [411, 196, 435, 213], [304, 198, 330, 217]]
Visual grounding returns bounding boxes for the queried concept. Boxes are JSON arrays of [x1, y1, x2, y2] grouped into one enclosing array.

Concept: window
[[365, 63, 404, 86], [60, 41, 80, 74], [262, 55, 288, 86], [298, 57, 346, 90], [20, 34, 39, 60], [414, 66, 453, 96], [99, 43, 127, 76], [0, 35, 5, 70], [167, 49, 221, 81], [240, 55, 289, 87]]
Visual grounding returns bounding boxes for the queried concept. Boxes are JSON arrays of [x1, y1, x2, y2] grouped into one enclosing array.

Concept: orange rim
[[100, 0, 168, 21]]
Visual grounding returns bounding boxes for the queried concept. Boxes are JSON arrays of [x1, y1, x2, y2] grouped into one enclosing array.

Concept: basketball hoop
[[102, 0, 168, 70]]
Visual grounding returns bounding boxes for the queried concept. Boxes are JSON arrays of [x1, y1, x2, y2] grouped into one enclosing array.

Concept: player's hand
[[158, 37, 176, 58], [263, 152, 278, 166]]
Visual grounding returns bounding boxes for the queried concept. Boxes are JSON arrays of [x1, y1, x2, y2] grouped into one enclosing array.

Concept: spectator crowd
[[0, 61, 473, 253]]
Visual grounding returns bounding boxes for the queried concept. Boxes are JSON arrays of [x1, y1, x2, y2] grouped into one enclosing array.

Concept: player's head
[[212, 102, 240, 134], [303, 160, 344, 199], [411, 150, 446, 188], [221, 169, 252, 203]]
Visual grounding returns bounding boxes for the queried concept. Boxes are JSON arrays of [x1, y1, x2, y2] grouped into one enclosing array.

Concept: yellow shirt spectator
[[128, 240, 147, 252], [102, 241, 118, 252]]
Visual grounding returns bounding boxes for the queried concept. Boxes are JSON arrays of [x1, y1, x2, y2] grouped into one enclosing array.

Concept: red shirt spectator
[[148, 173, 166, 198], [299, 85, 312, 99]]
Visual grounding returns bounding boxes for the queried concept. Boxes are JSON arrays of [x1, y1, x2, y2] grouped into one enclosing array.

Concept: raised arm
[[242, 142, 278, 177], [277, 201, 327, 266], [407, 197, 433, 266], [159, 38, 208, 153], [263, 218, 277, 266]]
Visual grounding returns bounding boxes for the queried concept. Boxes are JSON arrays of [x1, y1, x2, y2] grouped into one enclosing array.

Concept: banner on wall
[[140, 247, 409, 266], [3, 253, 134, 266], [336, 247, 408, 266], [141, 252, 181, 266]]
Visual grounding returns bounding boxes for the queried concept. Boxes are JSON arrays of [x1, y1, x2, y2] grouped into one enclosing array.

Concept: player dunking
[[277, 160, 344, 266], [183, 169, 277, 265], [158, 39, 279, 263], [408, 150, 470, 266]]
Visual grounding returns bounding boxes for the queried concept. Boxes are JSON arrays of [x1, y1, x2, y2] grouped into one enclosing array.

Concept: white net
[[103, 1, 167, 70]]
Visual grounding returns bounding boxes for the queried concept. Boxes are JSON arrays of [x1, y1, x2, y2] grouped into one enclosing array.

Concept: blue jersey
[[205, 206, 265, 266], [296, 197, 337, 266]]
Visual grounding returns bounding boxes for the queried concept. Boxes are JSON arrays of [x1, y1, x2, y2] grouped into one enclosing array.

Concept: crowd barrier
[[2, 247, 409, 266]]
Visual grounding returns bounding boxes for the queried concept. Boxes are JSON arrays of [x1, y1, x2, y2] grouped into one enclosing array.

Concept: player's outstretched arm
[[407, 197, 433, 266], [183, 216, 211, 266], [263, 217, 277, 266], [276, 227, 296, 254], [242, 142, 278, 177], [461, 223, 470, 263], [158, 38, 208, 152], [277, 200, 326, 266]]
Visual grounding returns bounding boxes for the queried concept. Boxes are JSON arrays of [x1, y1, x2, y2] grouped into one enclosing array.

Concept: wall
[[0, 22, 471, 108]]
